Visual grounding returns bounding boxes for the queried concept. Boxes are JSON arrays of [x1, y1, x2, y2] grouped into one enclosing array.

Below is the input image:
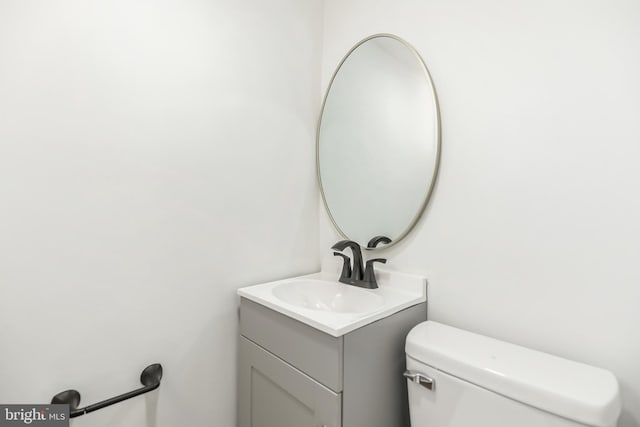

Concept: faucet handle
[[362, 258, 387, 289], [333, 252, 352, 284]]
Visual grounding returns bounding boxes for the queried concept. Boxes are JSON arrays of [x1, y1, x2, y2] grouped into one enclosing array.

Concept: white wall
[[3, 0, 638, 425], [320, 1, 640, 425], [0, 1, 322, 426]]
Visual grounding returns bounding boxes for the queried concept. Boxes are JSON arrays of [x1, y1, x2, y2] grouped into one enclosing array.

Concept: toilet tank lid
[[405, 321, 621, 427]]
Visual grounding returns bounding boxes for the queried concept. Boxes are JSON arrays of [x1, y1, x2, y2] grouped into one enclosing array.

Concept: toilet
[[405, 321, 621, 427]]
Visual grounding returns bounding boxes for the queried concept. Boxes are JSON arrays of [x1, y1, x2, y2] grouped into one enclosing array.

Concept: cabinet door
[[239, 337, 342, 427]]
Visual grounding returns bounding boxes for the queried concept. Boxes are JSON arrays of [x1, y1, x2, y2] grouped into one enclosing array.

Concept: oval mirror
[[317, 34, 441, 249]]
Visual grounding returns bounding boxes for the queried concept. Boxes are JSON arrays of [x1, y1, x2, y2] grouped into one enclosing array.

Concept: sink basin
[[272, 280, 384, 313], [237, 270, 427, 336]]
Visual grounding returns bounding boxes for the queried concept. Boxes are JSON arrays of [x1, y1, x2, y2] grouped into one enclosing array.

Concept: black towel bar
[[51, 363, 162, 418]]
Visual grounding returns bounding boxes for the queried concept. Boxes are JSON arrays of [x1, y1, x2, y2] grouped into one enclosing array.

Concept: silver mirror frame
[[316, 33, 442, 250]]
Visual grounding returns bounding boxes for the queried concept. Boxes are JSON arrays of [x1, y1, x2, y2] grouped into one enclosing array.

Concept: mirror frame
[[316, 33, 442, 250]]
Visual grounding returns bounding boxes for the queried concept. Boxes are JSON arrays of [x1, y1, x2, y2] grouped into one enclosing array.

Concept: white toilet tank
[[405, 321, 621, 427]]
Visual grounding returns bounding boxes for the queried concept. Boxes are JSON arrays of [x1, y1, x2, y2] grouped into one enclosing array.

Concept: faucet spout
[[331, 240, 364, 282]]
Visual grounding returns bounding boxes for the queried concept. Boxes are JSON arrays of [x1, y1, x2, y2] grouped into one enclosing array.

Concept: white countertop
[[237, 265, 427, 337]]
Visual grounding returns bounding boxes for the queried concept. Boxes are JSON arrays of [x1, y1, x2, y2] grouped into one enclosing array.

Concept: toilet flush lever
[[403, 370, 435, 391]]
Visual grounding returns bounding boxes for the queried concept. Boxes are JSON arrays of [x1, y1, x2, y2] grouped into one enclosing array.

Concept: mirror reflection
[[317, 34, 440, 248]]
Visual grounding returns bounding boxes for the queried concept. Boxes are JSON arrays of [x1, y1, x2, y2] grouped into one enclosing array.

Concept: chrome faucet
[[332, 240, 386, 289]]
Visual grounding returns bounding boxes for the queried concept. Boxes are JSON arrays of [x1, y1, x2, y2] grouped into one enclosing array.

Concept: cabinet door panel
[[239, 337, 341, 427], [240, 298, 343, 392]]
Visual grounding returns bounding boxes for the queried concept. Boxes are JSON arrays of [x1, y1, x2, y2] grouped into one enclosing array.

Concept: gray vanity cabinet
[[238, 298, 427, 427]]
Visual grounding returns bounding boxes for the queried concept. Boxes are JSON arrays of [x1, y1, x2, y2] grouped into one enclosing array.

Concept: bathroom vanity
[[237, 269, 427, 427], [237, 32, 436, 427]]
